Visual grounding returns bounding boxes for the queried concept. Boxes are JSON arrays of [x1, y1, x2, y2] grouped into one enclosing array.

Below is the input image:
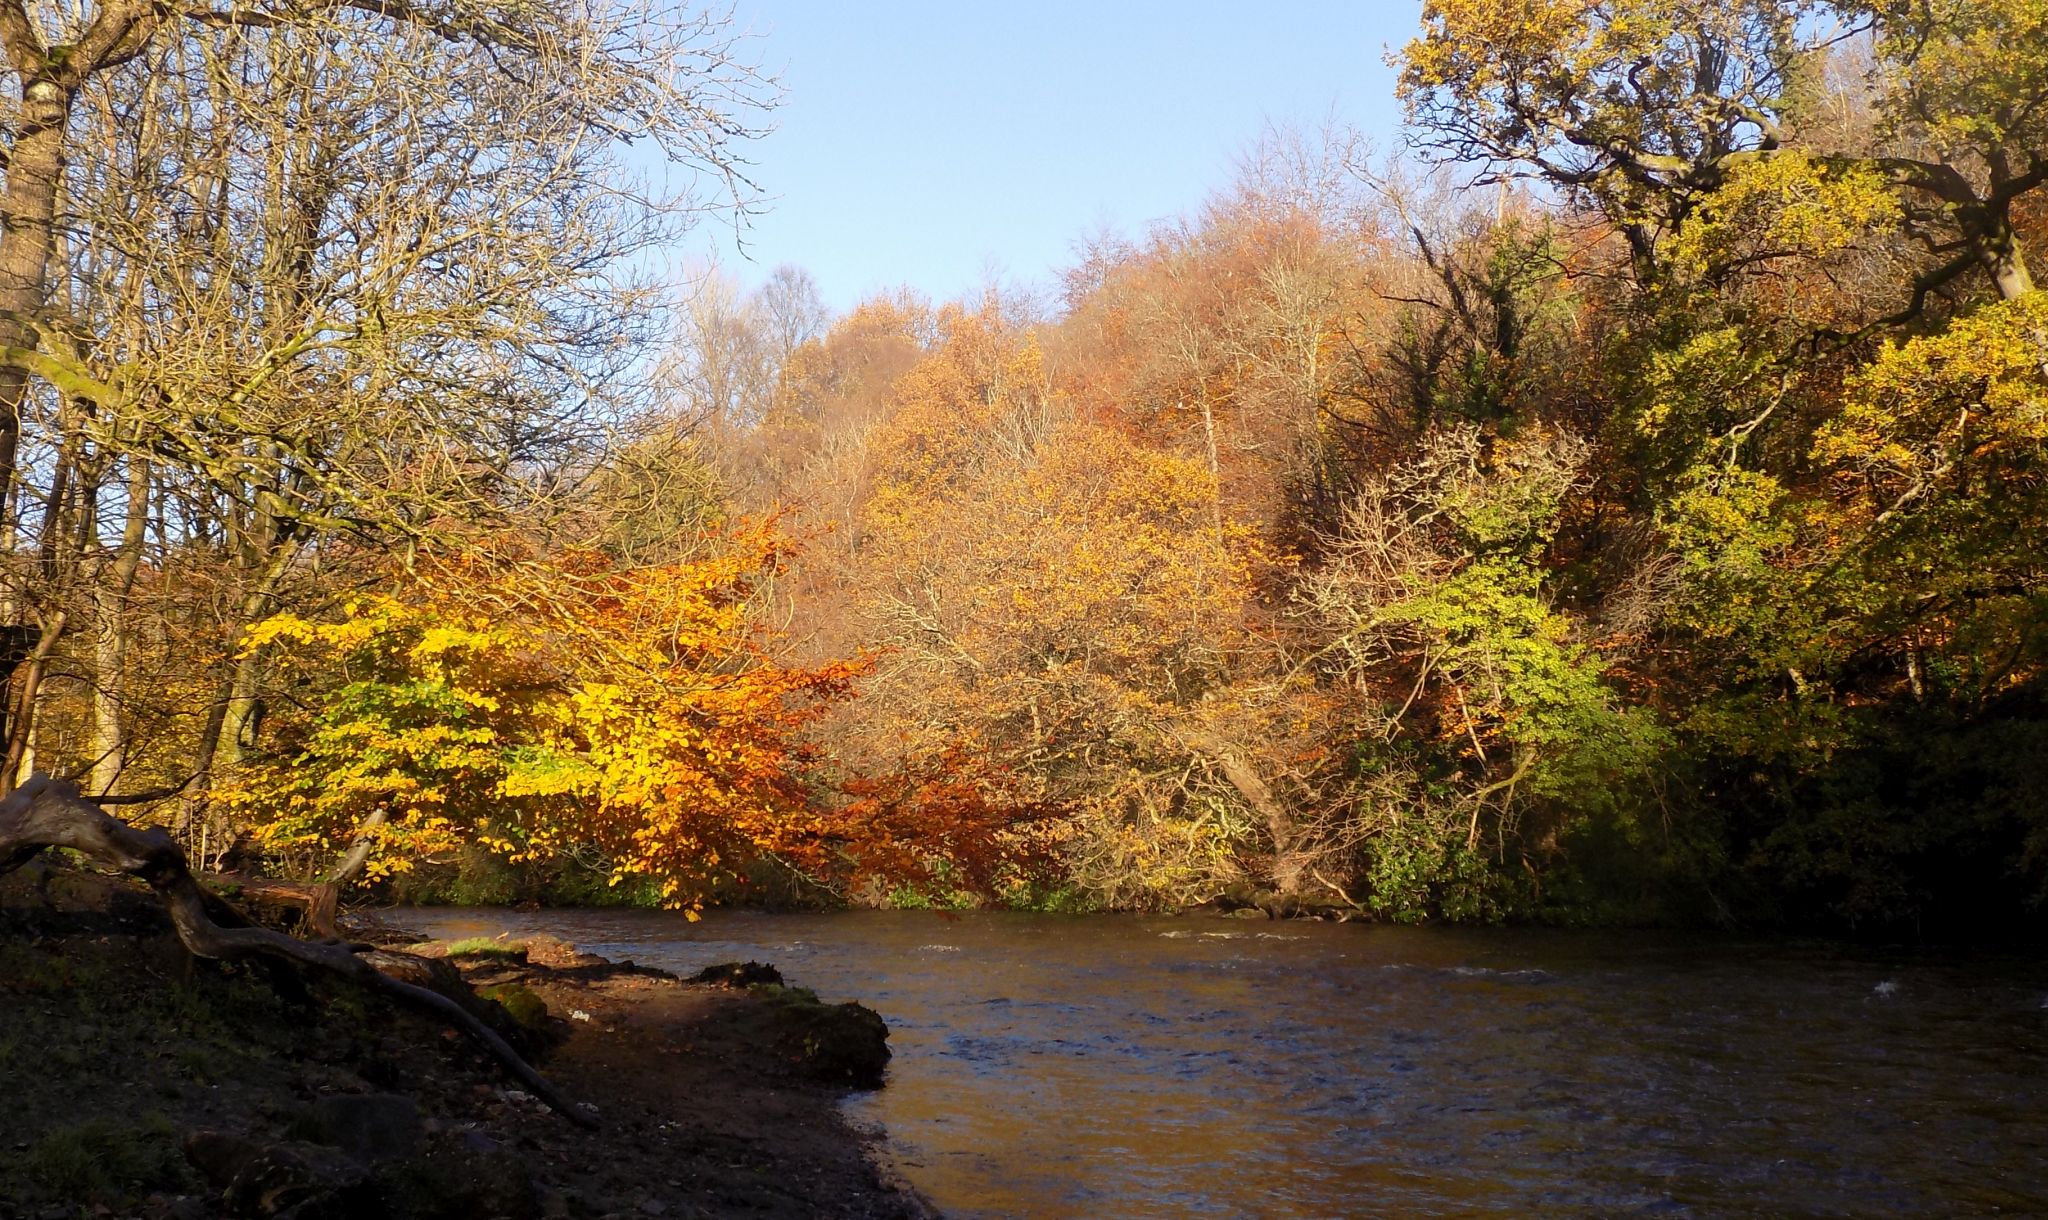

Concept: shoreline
[[0, 867, 937, 1219]]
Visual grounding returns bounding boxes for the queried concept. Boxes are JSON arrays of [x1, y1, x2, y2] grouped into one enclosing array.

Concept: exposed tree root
[[0, 772, 595, 1128]]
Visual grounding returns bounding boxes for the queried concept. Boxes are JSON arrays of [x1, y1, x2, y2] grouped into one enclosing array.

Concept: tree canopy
[[5, 0, 2046, 934]]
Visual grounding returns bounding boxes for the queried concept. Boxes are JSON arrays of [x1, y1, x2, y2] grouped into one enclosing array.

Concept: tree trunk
[[0, 65, 74, 788], [0, 73, 74, 545], [1987, 237, 2035, 300], [220, 491, 302, 768], [1, 612, 64, 792], [1180, 727, 1304, 895], [327, 805, 391, 891], [177, 539, 298, 836], [90, 455, 150, 796], [222, 642, 267, 766], [177, 676, 234, 841], [1966, 205, 2036, 301]]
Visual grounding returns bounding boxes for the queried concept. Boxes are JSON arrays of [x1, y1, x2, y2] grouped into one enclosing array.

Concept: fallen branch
[[0, 772, 594, 1128]]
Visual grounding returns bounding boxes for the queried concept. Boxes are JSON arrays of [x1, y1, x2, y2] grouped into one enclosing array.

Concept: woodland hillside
[[5, 0, 2047, 936]]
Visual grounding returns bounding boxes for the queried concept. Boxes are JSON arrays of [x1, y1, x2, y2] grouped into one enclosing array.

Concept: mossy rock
[[477, 983, 549, 1031], [687, 960, 783, 987], [748, 985, 890, 1087]]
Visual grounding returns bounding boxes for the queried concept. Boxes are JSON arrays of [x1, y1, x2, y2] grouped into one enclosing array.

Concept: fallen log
[[0, 772, 594, 1128]]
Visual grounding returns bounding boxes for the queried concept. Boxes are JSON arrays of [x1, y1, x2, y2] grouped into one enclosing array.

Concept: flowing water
[[405, 908, 2048, 1218]]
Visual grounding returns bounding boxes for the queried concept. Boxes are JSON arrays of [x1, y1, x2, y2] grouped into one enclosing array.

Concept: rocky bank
[[0, 864, 933, 1219]]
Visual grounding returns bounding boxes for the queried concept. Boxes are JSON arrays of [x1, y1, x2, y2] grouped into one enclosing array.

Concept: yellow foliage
[[222, 528, 864, 906], [1816, 294, 2048, 490], [1671, 153, 1902, 284]]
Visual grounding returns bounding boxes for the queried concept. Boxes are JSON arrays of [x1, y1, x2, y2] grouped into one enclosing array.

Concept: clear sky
[[693, 1, 1423, 312]]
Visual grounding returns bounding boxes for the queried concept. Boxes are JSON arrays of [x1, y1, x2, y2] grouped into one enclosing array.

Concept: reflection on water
[[405, 908, 2048, 1218]]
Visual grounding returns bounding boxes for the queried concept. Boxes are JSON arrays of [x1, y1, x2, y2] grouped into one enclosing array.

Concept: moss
[[478, 983, 549, 1030], [444, 937, 528, 961], [749, 982, 822, 1006]]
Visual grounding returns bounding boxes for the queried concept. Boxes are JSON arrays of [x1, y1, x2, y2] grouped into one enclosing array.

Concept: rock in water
[[686, 960, 784, 987], [798, 998, 892, 1087], [754, 985, 891, 1086]]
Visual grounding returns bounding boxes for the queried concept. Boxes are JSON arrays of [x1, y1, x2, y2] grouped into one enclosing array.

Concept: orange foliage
[[824, 746, 1066, 899]]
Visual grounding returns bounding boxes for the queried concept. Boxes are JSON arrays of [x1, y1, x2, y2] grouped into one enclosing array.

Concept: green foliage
[[995, 878, 1102, 914], [387, 842, 666, 909], [1297, 424, 1670, 921], [882, 882, 979, 911], [225, 601, 534, 881], [1357, 816, 1523, 924]]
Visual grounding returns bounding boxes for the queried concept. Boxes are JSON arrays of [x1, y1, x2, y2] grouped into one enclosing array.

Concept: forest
[[3, 0, 2046, 939]]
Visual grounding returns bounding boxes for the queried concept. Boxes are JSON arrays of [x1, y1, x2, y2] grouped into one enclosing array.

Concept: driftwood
[[0, 772, 594, 1128]]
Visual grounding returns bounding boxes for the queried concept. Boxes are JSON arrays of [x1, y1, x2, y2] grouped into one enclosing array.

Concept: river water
[[405, 908, 2048, 1218]]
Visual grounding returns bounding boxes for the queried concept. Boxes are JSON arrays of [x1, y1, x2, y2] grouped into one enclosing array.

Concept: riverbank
[[0, 866, 933, 1219]]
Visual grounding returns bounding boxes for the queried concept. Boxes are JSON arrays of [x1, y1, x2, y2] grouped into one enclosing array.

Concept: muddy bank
[[0, 866, 933, 1219]]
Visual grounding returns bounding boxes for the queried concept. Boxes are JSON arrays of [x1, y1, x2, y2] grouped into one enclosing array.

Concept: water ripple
[[405, 908, 2048, 1219]]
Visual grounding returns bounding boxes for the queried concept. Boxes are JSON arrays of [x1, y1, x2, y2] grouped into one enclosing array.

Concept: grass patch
[[20, 1114, 190, 1205], [444, 937, 528, 961], [0, 942, 84, 993]]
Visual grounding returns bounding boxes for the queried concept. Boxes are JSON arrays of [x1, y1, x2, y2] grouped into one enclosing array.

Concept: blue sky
[[692, 2, 1422, 312]]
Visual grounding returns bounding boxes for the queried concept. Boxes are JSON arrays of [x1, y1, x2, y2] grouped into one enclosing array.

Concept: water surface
[[405, 908, 2048, 1218]]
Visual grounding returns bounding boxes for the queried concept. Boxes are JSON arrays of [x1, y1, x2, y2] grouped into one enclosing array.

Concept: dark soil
[[0, 863, 933, 1220]]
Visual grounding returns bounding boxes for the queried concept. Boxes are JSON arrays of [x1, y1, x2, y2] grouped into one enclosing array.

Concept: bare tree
[[0, 0, 778, 796]]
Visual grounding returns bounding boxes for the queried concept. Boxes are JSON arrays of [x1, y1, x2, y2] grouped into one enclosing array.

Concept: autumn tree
[[1399, 0, 1822, 282], [1399, 0, 2048, 305], [0, 0, 776, 805], [1053, 137, 1393, 547], [849, 306, 1319, 905], [1847, 0, 2048, 301], [223, 529, 868, 907]]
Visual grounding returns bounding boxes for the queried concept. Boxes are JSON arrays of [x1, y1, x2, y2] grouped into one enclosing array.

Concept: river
[[404, 908, 2048, 1218]]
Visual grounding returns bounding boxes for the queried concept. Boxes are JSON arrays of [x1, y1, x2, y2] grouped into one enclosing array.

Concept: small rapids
[[406, 908, 2048, 1218]]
